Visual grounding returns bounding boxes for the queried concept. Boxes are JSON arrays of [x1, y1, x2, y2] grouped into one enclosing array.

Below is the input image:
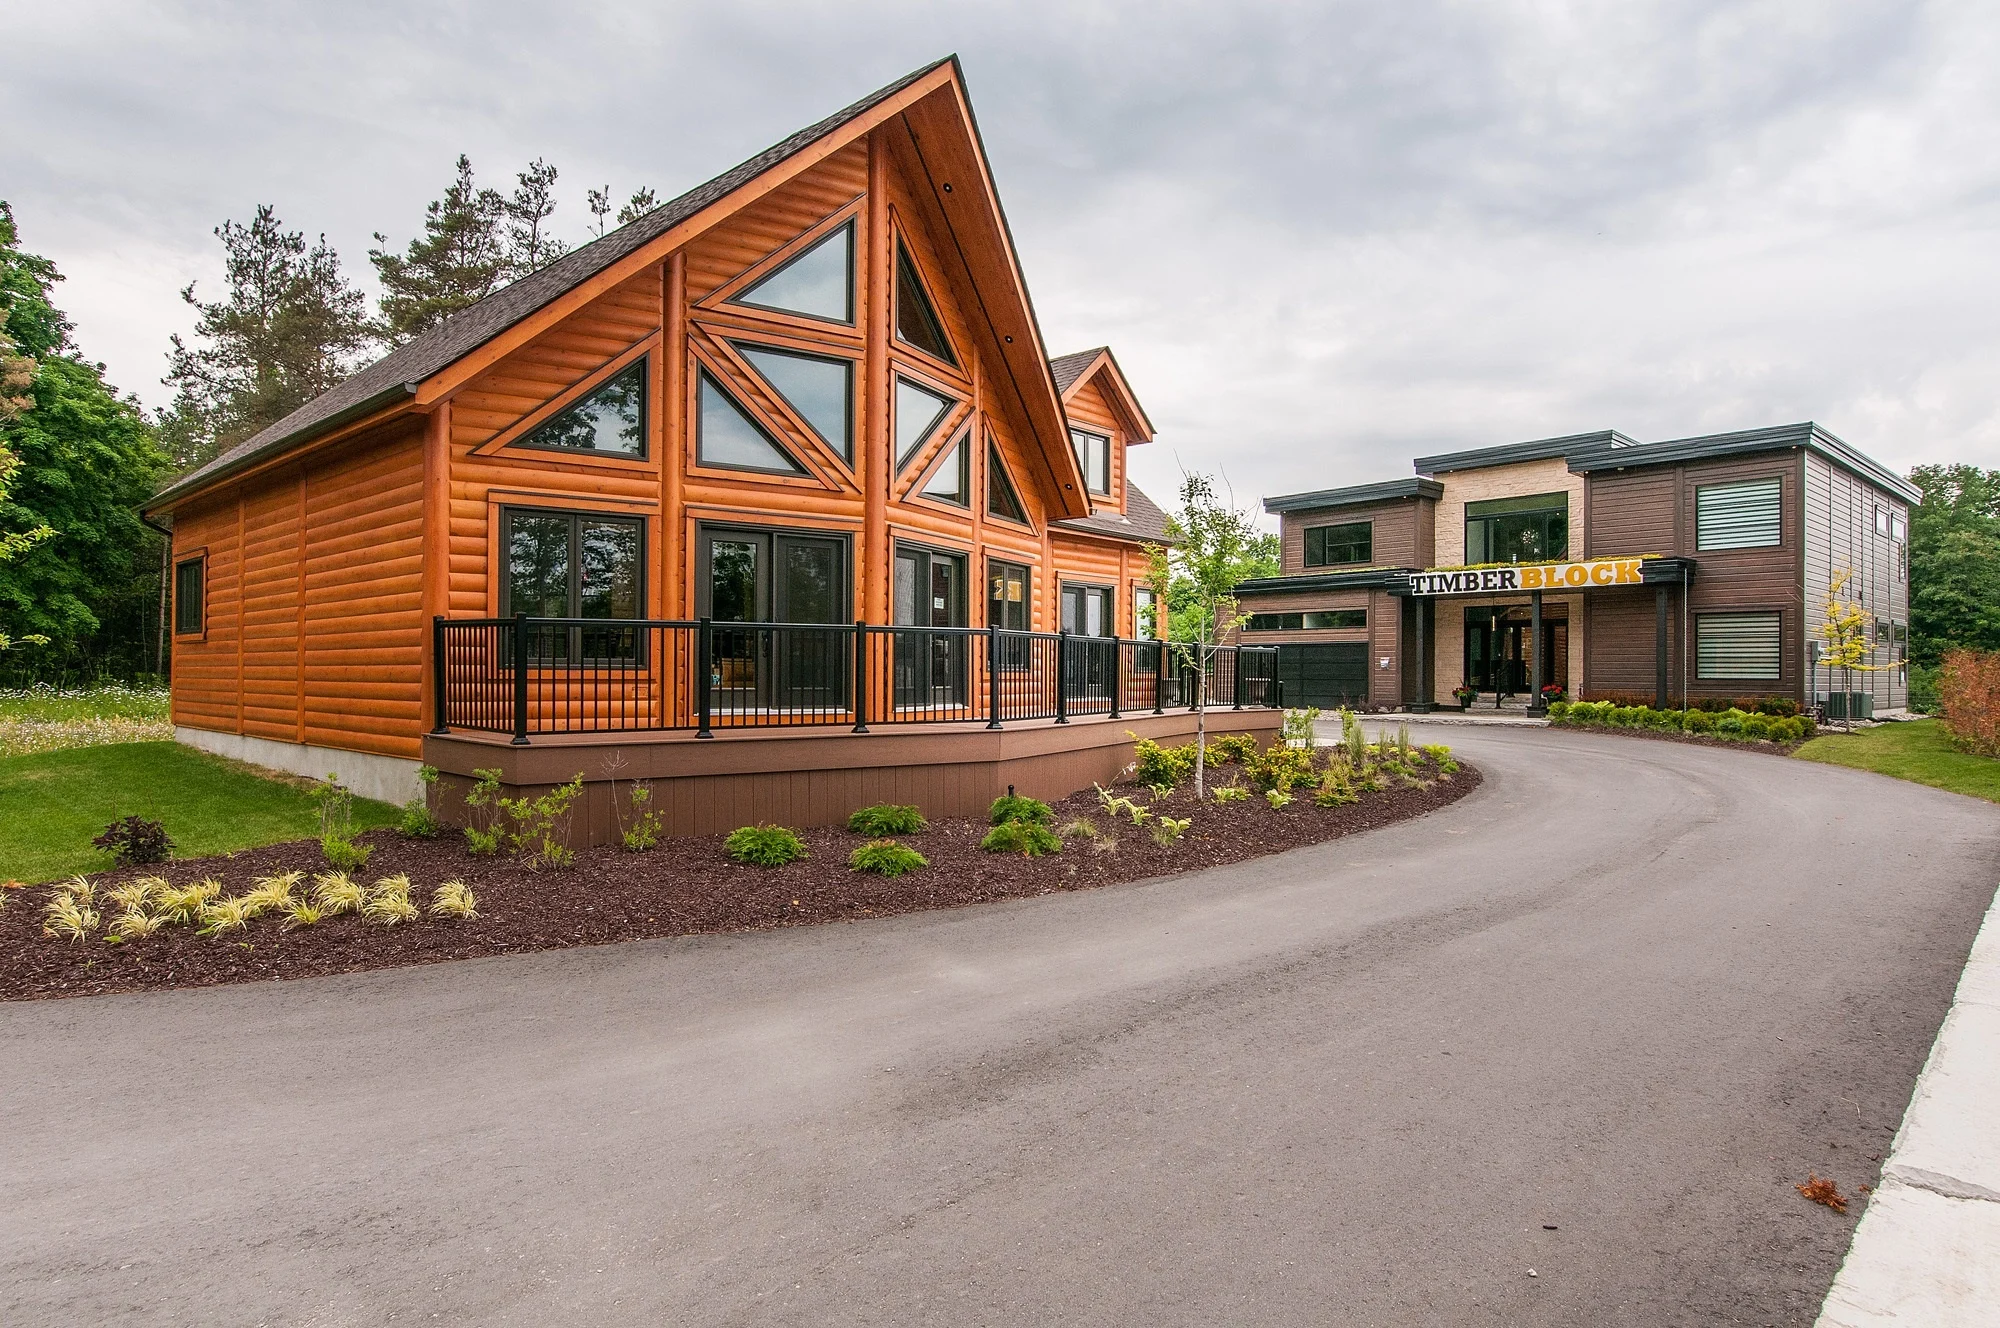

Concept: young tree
[[161, 205, 376, 471], [504, 158, 567, 278], [617, 187, 659, 226], [1, 202, 165, 660], [371, 155, 509, 344], [1143, 472, 1281, 795]]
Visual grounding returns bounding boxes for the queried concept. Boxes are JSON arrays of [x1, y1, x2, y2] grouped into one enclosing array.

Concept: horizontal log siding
[[167, 496, 242, 733], [685, 141, 868, 303], [1062, 376, 1127, 514], [1278, 498, 1426, 575], [1804, 452, 1909, 711], [237, 480, 303, 740]]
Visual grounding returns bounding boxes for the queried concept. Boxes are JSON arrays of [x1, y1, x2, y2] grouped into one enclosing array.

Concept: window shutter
[[1696, 613, 1782, 680], [1696, 479, 1781, 550]]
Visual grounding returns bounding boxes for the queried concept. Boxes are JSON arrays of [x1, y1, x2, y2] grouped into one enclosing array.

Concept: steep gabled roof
[[1048, 346, 1155, 441], [1049, 348, 1105, 394], [153, 56, 1086, 518]]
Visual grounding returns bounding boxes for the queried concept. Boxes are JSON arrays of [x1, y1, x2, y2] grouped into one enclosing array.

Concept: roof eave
[[145, 382, 420, 512]]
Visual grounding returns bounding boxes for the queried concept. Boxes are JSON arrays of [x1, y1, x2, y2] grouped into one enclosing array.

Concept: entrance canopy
[[1396, 556, 1694, 597]]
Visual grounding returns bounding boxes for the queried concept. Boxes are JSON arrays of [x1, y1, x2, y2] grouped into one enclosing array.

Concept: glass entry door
[[1061, 583, 1116, 702], [893, 546, 966, 708], [1464, 611, 1528, 696], [699, 528, 847, 711]]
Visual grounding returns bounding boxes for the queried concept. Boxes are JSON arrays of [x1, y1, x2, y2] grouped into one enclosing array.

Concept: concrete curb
[[1816, 880, 2000, 1326]]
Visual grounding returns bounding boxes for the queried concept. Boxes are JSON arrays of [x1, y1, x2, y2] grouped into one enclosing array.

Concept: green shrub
[[1210, 784, 1249, 803], [988, 793, 1053, 826], [1743, 713, 1773, 740], [498, 774, 586, 871], [980, 819, 1061, 856], [1281, 706, 1321, 746], [620, 782, 663, 852], [1205, 732, 1260, 766], [1715, 710, 1748, 736], [726, 824, 808, 867], [1545, 700, 1570, 721], [1246, 741, 1316, 793], [399, 765, 442, 839], [1131, 736, 1198, 788], [847, 803, 928, 836], [1682, 709, 1717, 734], [1313, 771, 1358, 806], [848, 839, 928, 877], [1264, 788, 1294, 810], [321, 835, 372, 873], [463, 768, 506, 855]]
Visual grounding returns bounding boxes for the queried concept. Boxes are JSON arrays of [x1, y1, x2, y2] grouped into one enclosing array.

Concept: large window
[[173, 556, 204, 636], [1243, 610, 1367, 631], [989, 560, 1031, 631], [987, 442, 1029, 524], [1071, 430, 1110, 496], [919, 432, 969, 506], [697, 371, 806, 474], [1304, 521, 1372, 567], [734, 343, 852, 463], [1696, 612, 1782, 680], [513, 359, 646, 458], [1061, 583, 1114, 637], [895, 377, 955, 470], [503, 509, 644, 663], [1465, 493, 1567, 563], [1695, 479, 1781, 550]]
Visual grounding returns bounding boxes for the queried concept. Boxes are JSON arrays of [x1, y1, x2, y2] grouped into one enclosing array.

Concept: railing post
[[510, 613, 530, 745], [852, 620, 869, 734], [696, 616, 714, 739], [1233, 646, 1245, 710], [986, 623, 1002, 729], [1109, 638, 1122, 720], [1055, 628, 1070, 724], [429, 616, 448, 735], [1153, 636, 1166, 714]]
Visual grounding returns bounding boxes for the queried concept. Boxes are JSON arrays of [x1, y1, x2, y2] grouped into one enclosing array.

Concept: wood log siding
[[167, 105, 1157, 758], [1062, 376, 1128, 512]]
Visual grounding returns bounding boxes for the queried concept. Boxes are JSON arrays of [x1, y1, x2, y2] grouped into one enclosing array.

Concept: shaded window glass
[[920, 434, 969, 505], [1304, 522, 1371, 567], [578, 521, 640, 619], [1134, 587, 1159, 638], [987, 442, 1029, 524], [710, 540, 758, 622], [506, 514, 573, 619], [895, 377, 955, 469], [731, 221, 853, 324], [1243, 610, 1367, 631], [1062, 584, 1113, 637], [1697, 612, 1782, 679], [1070, 430, 1110, 495], [1465, 493, 1568, 563], [503, 509, 644, 664], [735, 344, 852, 462], [989, 561, 1030, 630], [515, 360, 647, 457], [895, 242, 956, 365], [173, 558, 204, 635], [698, 371, 806, 474]]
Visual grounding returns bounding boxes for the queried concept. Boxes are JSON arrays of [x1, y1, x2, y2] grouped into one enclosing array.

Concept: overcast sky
[[7, 0, 1998, 510]]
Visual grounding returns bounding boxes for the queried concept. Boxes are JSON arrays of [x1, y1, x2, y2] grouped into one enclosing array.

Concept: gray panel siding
[[1803, 453, 1909, 711]]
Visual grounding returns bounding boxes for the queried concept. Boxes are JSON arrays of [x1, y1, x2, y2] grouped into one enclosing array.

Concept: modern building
[[1234, 423, 1916, 715], [143, 57, 1279, 834]]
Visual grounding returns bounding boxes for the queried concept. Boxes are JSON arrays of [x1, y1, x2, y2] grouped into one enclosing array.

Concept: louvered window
[[1696, 613, 1782, 680], [1695, 479, 1781, 550]]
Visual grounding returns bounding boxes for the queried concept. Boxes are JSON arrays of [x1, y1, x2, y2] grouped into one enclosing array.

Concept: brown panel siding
[[1278, 499, 1425, 574]]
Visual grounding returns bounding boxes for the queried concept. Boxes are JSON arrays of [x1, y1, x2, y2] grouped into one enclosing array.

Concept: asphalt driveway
[[3, 726, 1996, 1326]]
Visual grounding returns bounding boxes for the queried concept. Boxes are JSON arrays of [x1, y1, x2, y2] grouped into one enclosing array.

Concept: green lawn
[[1793, 719, 2000, 804], [0, 741, 398, 884]]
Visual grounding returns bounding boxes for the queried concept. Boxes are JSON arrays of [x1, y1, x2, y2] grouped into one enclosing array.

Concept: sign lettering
[[1406, 558, 1645, 596]]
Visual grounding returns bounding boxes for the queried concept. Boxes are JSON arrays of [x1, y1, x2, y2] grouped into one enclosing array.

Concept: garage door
[[1276, 643, 1369, 708]]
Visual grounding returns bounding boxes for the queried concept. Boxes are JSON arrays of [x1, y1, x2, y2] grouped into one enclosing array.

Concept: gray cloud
[[6, 0, 1997, 515]]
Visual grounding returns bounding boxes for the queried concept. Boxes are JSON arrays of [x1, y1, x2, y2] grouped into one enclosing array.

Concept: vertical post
[[985, 623, 1002, 729], [510, 613, 530, 746], [1655, 583, 1670, 709], [1109, 638, 1123, 720], [1055, 628, 1070, 724], [1233, 646, 1244, 710], [1528, 590, 1546, 716], [696, 616, 714, 738], [1153, 634, 1166, 714], [1411, 596, 1432, 712], [430, 616, 448, 734], [852, 620, 869, 733]]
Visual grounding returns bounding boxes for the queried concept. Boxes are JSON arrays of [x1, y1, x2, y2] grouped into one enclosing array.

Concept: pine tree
[[504, 158, 567, 278], [370, 155, 509, 344], [617, 187, 659, 226], [160, 205, 375, 472], [585, 186, 613, 239]]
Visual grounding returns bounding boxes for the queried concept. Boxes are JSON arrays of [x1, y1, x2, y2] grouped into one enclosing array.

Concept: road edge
[[1815, 878, 2000, 1326]]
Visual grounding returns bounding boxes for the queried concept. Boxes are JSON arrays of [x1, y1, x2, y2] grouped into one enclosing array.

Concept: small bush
[[1681, 709, 1716, 734], [198, 896, 254, 937], [980, 819, 1062, 856], [1282, 706, 1322, 746], [363, 874, 419, 926], [240, 871, 304, 918], [1940, 648, 2000, 757], [152, 880, 214, 926], [847, 803, 928, 836], [106, 876, 161, 913], [1715, 710, 1747, 736], [429, 880, 478, 920], [1210, 784, 1249, 803], [92, 815, 173, 866], [1058, 817, 1101, 842], [988, 793, 1053, 826], [619, 782, 663, 852], [463, 768, 506, 855], [399, 765, 442, 839], [321, 835, 373, 873], [280, 898, 324, 929], [1149, 815, 1191, 846], [1314, 771, 1358, 807], [727, 824, 808, 867], [1205, 732, 1260, 766], [42, 893, 98, 942], [1246, 741, 1316, 793], [1131, 737, 1198, 788], [499, 774, 585, 871], [848, 839, 929, 877], [1265, 788, 1294, 810], [109, 910, 164, 941]]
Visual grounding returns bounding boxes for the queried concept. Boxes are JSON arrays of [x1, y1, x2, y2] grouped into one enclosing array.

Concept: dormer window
[[1071, 429, 1110, 496]]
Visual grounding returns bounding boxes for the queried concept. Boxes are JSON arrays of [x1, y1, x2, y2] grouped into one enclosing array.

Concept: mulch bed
[[0, 762, 1480, 1002], [1547, 721, 1806, 756]]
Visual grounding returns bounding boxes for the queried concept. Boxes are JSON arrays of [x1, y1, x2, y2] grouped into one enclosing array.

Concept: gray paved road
[[4, 727, 1997, 1327]]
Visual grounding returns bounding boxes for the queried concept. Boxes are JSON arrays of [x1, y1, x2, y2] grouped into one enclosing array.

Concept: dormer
[[1050, 347, 1154, 517]]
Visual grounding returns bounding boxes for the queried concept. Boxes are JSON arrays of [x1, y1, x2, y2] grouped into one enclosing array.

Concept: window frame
[[986, 439, 1032, 528], [1243, 609, 1368, 632], [1464, 492, 1569, 564], [728, 339, 855, 465], [172, 551, 207, 639], [498, 506, 649, 667], [726, 218, 856, 327], [694, 367, 809, 477], [1694, 477, 1784, 552], [1059, 581, 1116, 638], [1070, 429, 1111, 497], [1303, 520, 1373, 568], [505, 355, 650, 462], [915, 429, 971, 508], [1132, 585, 1160, 640], [1694, 611, 1784, 681], [892, 238, 958, 369]]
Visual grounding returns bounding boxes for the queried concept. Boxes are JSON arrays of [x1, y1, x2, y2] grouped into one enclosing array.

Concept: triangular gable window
[[735, 342, 853, 463], [895, 376, 955, 470], [919, 432, 970, 506], [895, 241, 956, 366], [513, 359, 647, 457], [987, 441, 1028, 524], [697, 370, 807, 475], [729, 221, 853, 325]]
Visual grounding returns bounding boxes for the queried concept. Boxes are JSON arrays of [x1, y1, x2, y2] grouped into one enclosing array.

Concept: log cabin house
[[145, 57, 1280, 837]]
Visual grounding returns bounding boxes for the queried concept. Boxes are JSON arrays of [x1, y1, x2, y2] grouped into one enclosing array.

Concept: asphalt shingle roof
[[1053, 481, 1174, 545], [1048, 347, 1108, 395]]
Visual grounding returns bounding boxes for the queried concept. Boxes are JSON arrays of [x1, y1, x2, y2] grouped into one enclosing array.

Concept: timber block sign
[[1407, 558, 1644, 597]]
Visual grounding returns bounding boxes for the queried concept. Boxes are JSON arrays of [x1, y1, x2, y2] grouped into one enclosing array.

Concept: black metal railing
[[432, 616, 1280, 743]]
